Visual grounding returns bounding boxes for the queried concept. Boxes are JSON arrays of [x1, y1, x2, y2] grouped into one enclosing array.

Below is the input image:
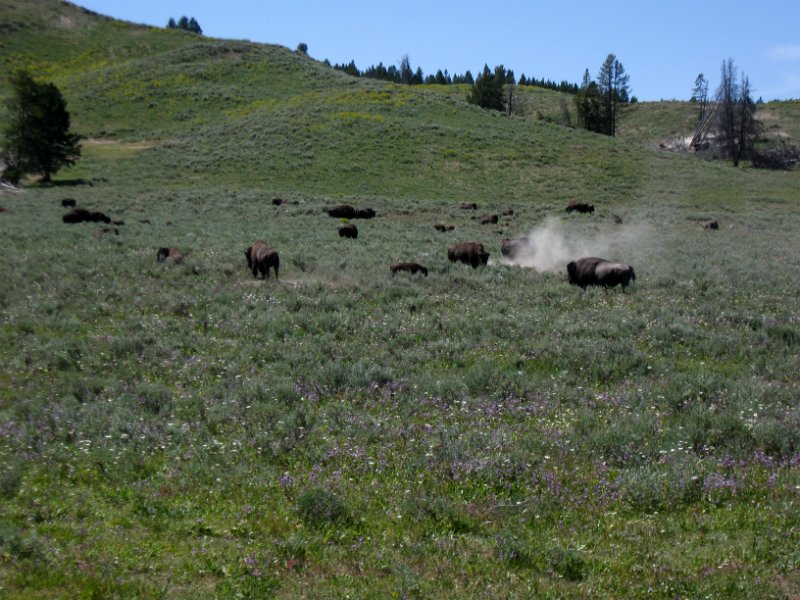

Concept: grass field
[[2, 2, 800, 598]]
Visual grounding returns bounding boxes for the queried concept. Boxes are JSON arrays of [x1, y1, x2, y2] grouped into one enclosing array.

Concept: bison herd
[[55, 195, 647, 290]]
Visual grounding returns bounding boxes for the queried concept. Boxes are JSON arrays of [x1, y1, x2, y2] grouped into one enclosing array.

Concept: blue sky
[[77, 0, 800, 101]]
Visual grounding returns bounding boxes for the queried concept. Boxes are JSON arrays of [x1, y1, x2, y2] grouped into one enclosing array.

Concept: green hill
[[2, 2, 800, 598]]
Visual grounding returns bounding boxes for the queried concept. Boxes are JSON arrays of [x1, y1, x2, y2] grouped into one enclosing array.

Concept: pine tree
[[1, 70, 81, 183], [468, 65, 505, 112], [596, 54, 629, 136]]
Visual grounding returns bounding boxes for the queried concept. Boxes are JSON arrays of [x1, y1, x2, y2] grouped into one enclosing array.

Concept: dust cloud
[[499, 216, 649, 273]]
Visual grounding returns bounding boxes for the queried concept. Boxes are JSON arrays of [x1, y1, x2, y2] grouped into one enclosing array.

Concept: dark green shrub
[[549, 545, 586, 581], [297, 487, 349, 527]]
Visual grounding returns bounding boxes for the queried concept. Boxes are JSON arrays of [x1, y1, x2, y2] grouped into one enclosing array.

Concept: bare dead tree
[[715, 58, 759, 166]]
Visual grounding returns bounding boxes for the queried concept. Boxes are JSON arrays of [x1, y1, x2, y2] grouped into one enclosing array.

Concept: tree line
[[328, 54, 578, 94], [166, 16, 202, 34]]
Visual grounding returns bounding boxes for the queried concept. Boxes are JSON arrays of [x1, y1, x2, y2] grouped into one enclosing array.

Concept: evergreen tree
[[187, 17, 202, 34], [399, 55, 413, 85], [468, 64, 505, 111], [691, 73, 709, 122], [574, 70, 604, 133], [596, 53, 629, 136], [1, 71, 81, 183], [167, 17, 177, 29]]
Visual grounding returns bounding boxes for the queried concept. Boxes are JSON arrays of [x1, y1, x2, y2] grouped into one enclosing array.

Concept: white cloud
[[769, 45, 800, 61]]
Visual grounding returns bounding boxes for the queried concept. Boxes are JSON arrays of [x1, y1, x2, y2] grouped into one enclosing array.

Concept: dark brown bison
[[703, 220, 719, 230], [501, 237, 529, 259], [326, 204, 356, 218], [245, 240, 280, 279], [272, 198, 284, 206], [567, 257, 636, 289], [338, 223, 358, 239], [566, 200, 595, 214], [354, 207, 376, 219], [433, 224, 455, 232], [157, 247, 184, 264], [448, 241, 489, 268], [390, 262, 428, 276], [62, 208, 112, 224], [478, 214, 499, 225], [501, 209, 515, 217], [61, 198, 76, 208], [460, 202, 477, 210]]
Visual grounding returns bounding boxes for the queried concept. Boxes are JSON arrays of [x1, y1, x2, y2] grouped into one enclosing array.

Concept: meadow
[[2, 1, 800, 598]]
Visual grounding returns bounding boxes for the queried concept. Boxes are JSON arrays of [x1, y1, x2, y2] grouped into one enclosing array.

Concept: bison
[[501, 237, 529, 259], [354, 207, 376, 219], [478, 214, 499, 225], [157, 247, 184, 264], [433, 224, 455, 232], [460, 202, 478, 210], [566, 200, 595, 214], [567, 257, 636, 289], [272, 198, 284, 206], [703, 220, 719, 230], [390, 262, 428, 276], [326, 204, 356, 219], [245, 240, 280, 279], [338, 223, 358, 239], [448, 241, 489, 268], [61, 198, 76, 208], [62, 208, 112, 224]]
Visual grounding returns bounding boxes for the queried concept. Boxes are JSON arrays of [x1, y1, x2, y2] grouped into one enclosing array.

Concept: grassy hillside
[[2, 1, 800, 598]]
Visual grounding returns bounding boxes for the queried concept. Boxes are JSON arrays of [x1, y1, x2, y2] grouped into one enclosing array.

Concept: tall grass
[[1, 1, 800, 597]]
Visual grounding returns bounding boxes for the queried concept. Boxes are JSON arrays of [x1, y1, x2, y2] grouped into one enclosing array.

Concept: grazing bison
[[448, 241, 490, 268], [566, 200, 595, 214], [62, 208, 112, 224], [61, 198, 76, 208], [433, 223, 455, 232], [460, 202, 477, 210], [354, 207, 376, 219], [501, 237, 529, 259], [703, 220, 719, 230], [567, 257, 636, 289], [478, 214, 499, 225], [245, 240, 280, 279], [338, 223, 358, 239], [272, 198, 284, 206], [326, 204, 356, 219], [501, 209, 515, 217], [157, 247, 184, 264], [390, 262, 428, 276]]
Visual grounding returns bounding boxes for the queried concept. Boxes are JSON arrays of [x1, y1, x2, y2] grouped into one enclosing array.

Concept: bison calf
[[245, 240, 280, 279], [390, 262, 428, 276], [434, 224, 455, 232], [157, 247, 184, 264]]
